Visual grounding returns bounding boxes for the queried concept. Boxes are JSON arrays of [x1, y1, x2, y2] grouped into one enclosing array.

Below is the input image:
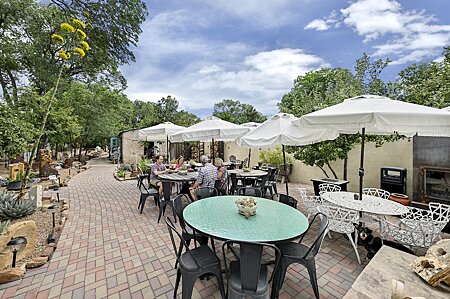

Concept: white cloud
[[308, 0, 450, 64], [304, 19, 329, 31]]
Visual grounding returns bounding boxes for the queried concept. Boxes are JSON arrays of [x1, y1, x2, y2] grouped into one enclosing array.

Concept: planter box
[[311, 178, 349, 196]]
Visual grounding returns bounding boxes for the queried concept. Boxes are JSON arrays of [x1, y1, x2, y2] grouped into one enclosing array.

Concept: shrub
[[0, 191, 36, 221]]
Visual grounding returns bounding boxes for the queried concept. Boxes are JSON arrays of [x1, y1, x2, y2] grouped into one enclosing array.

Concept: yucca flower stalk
[[19, 17, 91, 198]]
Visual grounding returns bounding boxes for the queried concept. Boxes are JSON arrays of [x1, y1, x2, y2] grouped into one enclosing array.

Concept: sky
[[120, 0, 450, 118]]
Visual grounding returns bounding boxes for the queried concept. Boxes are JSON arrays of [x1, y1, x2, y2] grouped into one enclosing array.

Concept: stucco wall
[[121, 130, 144, 166], [225, 139, 414, 198]]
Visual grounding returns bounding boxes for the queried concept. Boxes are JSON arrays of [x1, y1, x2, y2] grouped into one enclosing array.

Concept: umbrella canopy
[[169, 116, 250, 142], [295, 94, 450, 201], [443, 106, 450, 112], [295, 95, 450, 137], [239, 113, 339, 195], [135, 122, 185, 141], [239, 113, 339, 148]]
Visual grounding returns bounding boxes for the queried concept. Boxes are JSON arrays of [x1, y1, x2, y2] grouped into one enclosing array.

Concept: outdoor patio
[[0, 158, 366, 298]]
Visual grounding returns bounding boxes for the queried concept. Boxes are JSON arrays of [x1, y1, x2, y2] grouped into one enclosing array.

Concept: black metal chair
[[166, 217, 226, 299], [172, 194, 211, 268], [194, 186, 218, 200], [253, 175, 268, 197], [264, 168, 279, 197], [238, 187, 263, 198], [138, 180, 159, 214], [271, 213, 329, 299], [157, 180, 176, 223], [136, 165, 148, 188], [229, 173, 241, 195], [222, 240, 280, 299], [271, 193, 298, 209], [214, 179, 227, 195]]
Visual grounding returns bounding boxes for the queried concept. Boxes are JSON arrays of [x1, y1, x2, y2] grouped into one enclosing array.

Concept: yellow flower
[[60, 23, 75, 33], [57, 50, 71, 60], [76, 29, 87, 39], [79, 41, 90, 51], [72, 18, 86, 29], [73, 47, 86, 57], [51, 34, 64, 43]]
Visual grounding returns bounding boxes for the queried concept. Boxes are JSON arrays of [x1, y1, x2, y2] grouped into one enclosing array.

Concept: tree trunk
[[343, 156, 348, 180], [78, 145, 82, 161], [326, 161, 338, 179], [318, 165, 329, 178]]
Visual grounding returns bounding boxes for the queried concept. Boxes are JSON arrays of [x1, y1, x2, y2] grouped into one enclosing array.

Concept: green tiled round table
[[183, 195, 309, 243]]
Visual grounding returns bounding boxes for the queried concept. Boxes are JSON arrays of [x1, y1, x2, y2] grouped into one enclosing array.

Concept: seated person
[[150, 155, 172, 194], [175, 155, 185, 169], [190, 155, 218, 199], [215, 158, 228, 195]]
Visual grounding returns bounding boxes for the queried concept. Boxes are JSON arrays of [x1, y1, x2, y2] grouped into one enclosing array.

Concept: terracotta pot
[[389, 193, 410, 206]]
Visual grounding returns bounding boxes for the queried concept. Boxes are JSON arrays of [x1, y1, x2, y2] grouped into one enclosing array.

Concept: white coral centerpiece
[[236, 197, 257, 218]]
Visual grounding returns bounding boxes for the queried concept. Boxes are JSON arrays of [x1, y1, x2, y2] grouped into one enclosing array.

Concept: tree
[[156, 96, 179, 123], [396, 47, 450, 108], [213, 99, 267, 124], [278, 55, 393, 179], [174, 110, 200, 127]]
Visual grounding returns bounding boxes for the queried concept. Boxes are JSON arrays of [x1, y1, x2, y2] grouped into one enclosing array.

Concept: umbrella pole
[[359, 127, 366, 201], [282, 145, 289, 195], [166, 136, 170, 162], [211, 138, 215, 162], [248, 149, 251, 168]]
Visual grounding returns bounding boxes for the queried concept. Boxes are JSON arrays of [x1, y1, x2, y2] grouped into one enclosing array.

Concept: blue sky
[[121, 0, 450, 118]]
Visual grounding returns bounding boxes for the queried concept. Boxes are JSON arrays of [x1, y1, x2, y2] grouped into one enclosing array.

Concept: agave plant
[[0, 220, 10, 234], [0, 191, 36, 221]]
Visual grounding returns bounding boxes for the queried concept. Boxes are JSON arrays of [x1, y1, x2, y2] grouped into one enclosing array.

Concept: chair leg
[[157, 202, 165, 223], [138, 194, 143, 210], [171, 204, 177, 223], [140, 196, 146, 214], [212, 268, 226, 299], [346, 233, 361, 264], [174, 269, 181, 298], [181, 272, 197, 299], [304, 260, 319, 299], [273, 184, 278, 195], [272, 259, 289, 299]]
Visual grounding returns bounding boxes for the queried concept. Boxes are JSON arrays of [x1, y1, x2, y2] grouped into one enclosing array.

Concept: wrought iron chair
[[238, 187, 263, 198], [264, 168, 280, 197], [221, 240, 280, 299], [318, 205, 361, 264], [318, 183, 341, 196], [194, 186, 218, 200], [380, 218, 444, 249], [271, 213, 329, 299], [229, 173, 241, 195], [136, 165, 148, 188], [271, 193, 298, 209], [137, 180, 159, 214], [166, 217, 226, 299], [362, 188, 391, 226], [298, 188, 322, 219]]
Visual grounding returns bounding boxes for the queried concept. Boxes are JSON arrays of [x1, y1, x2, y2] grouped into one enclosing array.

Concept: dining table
[[227, 169, 268, 178], [321, 191, 408, 216], [159, 172, 198, 199], [183, 195, 309, 287]]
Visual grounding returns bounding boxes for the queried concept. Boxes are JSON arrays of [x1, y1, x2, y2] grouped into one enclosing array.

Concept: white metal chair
[[380, 219, 444, 250], [401, 203, 450, 240], [318, 183, 341, 196], [361, 188, 391, 227], [298, 188, 322, 219], [318, 205, 361, 264]]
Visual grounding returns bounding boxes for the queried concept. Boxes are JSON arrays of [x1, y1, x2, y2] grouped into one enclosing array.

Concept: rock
[[0, 267, 25, 284], [63, 158, 73, 169], [40, 245, 55, 259], [411, 239, 450, 286], [0, 221, 36, 270], [26, 256, 48, 269], [426, 239, 450, 263], [28, 185, 43, 208]]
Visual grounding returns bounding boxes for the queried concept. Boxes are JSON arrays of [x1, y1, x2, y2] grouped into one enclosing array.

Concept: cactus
[[0, 191, 36, 221], [0, 220, 10, 234]]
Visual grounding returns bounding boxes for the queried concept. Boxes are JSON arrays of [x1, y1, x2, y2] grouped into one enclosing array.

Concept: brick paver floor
[[0, 158, 366, 298]]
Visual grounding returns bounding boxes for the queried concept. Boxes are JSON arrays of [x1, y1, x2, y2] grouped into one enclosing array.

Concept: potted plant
[[6, 173, 37, 191], [258, 146, 294, 175]]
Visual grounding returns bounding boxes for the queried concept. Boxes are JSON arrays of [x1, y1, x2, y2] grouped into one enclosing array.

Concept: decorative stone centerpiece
[[236, 197, 257, 218]]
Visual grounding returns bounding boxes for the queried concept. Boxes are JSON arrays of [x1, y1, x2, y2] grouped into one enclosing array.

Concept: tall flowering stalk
[[19, 18, 91, 198]]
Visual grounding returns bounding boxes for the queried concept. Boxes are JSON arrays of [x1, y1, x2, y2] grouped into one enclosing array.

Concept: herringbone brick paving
[[0, 158, 366, 298]]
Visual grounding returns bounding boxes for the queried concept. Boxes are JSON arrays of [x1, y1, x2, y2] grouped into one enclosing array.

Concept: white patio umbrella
[[295, 94, 450, 200], [240, 122, 261, 167], [238, 113, 340, 195], [134, 122, 185, 160], [169, 116, 251, 160], [443, 106, 450, 112]]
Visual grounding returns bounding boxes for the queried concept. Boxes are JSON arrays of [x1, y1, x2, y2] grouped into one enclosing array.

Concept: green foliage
[[138, 158, 150, 172], [0, 220, 10, 235], [278, 54, 394, 179], [0, 191, 36, 221], [396, 47, 450, 108], [258, 146, 293, 166], [213, 99, 267, 124], [116, 169, 125, 178]]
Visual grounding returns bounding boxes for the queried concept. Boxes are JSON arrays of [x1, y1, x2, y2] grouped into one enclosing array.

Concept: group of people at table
[[149, 154, 228, 198]]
